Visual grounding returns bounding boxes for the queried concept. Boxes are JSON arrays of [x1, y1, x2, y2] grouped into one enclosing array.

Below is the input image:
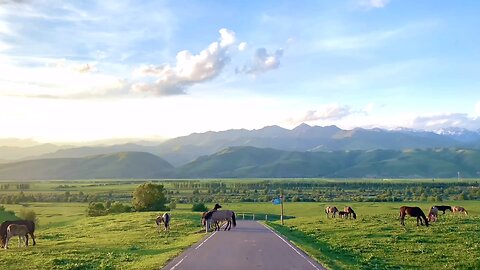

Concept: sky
[[1, 0, 480, 143]]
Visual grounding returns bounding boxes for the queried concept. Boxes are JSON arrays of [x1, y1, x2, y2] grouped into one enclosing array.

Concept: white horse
[[4, 224, 28, 249], [428, 206, 439, 222], [202, 210, 236, 232], [155, 212, 170, 231]]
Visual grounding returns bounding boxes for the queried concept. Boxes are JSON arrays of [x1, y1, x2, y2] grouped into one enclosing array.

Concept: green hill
[[0, 152, 174, 180], [176, 147, 480, 178]]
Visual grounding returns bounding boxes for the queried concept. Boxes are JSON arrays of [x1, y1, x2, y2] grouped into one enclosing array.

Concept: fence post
[[253, 214, 255, 220], [265, 214, 268, 221], [242, 213, 245, 220]]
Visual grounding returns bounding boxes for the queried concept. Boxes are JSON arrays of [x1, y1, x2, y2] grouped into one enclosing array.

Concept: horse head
[[214, 203, 222, 210]]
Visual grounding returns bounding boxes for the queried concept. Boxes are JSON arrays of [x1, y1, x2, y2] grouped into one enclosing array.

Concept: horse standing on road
[[0, 220, 36, 248], [202, 210, 236, 232], [325, 206, 338, 218], [156, 212, 171, 232], [399, 206, 429, 227]]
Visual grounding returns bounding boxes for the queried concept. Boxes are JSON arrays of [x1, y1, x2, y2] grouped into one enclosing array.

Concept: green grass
[[0, 203, 206, 270], [266, 201, 480, 270]]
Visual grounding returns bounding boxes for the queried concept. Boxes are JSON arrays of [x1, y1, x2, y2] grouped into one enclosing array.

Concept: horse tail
[[231, 211, 236, 227]]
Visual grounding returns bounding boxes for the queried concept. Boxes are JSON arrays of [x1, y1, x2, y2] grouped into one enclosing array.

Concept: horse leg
[[4, 236, 10, 249]]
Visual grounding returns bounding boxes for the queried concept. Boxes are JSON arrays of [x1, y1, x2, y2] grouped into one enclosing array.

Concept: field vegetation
[[0, 178, 479, 269]]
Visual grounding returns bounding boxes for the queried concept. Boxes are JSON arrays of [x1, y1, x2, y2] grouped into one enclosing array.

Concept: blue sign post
[[272, 195, 284, 225]]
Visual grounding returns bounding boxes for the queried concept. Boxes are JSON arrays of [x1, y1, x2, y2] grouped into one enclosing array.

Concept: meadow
[[0, 179, 479, 269]]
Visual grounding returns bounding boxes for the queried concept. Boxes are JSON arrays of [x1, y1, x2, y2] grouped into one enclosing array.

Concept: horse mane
[[204, 210, 214, 220]]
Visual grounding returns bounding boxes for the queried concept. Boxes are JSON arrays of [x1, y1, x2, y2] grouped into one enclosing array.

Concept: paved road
[[162, 220, 326, 270]]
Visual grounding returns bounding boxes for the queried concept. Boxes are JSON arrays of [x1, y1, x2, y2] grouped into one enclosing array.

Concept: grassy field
[[0, 203, 207, 270], [265, 201, 480, 270], [0, 179, 479, 269]]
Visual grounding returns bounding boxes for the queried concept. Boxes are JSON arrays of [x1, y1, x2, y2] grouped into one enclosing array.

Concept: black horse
[[0, 220, 36, 248], [399, 206, 429, 227], [434, 205, 452, 214]]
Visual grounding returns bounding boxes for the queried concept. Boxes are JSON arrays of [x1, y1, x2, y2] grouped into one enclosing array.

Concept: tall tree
[[132, 182, 168, 211]]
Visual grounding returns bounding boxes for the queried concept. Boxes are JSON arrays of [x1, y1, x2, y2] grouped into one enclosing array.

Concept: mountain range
[[1, 124, 480, 179], [0, 147, 479, 179]]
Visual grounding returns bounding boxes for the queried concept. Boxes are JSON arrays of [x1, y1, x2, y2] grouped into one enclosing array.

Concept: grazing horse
[[452, 206, 468, 216], [0, 220, 36, 248], [155, 212, 170, 231], [434, 205, 452, 214], [344, 206, 357, 219], [202, 210, 236, 232], [428, 206, 439, 222], [338, 211, 348, 218], [399, 206, 429, 227], [4, 224, 28, 249], [325, 206, 338, 218]]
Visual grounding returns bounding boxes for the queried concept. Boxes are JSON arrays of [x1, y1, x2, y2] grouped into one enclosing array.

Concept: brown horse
[[4, 224, 29, 249], [325, 206, 338, 218], [0, 220, 36, 248], [452, 206, 468, 216], [399, 206, 429, 227], [338, 211, 348, 218], [344, 206, 357, 219]]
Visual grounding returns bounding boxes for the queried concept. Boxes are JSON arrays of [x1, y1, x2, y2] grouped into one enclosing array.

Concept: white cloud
[[475, 101, 480, 116], [131, 28, 238, 96], [288, 104, 357, 125], [0, 57, 125, 99], [357, 0, 390, 9], [238, 42, 247, 51], [411, 113, 480, 131], [239, 47, 284, 75]]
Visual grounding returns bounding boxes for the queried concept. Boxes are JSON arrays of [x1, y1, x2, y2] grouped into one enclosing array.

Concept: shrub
[[18, 209, 39, 225], [87, 202, 108, 217], [191, 203, 208, 212]]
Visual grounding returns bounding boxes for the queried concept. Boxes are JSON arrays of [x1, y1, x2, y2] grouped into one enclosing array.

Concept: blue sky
[[0, 0, 479, 143]]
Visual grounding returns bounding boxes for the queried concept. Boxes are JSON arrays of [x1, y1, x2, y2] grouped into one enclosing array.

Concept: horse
[[428, 206, 439, 222], [325, 206, 338, 218], [399, 206, 429, 227], [344, 206, 357, 219], [434, 205, 452, 214], [155, 212, 170, 231], [452, 206, 468, 216], [338, 211, 348, 218], [0, 220, 36, 248], [202, 210, 236, 232], [4, 224, 29, 249]]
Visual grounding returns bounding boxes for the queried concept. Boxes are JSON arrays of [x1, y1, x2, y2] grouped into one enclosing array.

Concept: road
[[162, 220, 326, 270]]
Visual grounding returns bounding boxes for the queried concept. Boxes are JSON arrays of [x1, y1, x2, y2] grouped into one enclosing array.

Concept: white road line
[[195, 231, 217, 250], [169, 231, 217, 270], [169, 255, 187, 270], [263, 223, 321, 270]]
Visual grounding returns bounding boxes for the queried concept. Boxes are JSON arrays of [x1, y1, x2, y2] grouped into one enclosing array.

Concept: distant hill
[[0, 144, 63, 161], [0, 152, 174, 180], [6, 124, 480, 167], [175, 147, 480, 178]]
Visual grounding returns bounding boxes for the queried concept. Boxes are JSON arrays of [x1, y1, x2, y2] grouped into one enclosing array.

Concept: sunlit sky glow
[[1, 0, 479, 143]]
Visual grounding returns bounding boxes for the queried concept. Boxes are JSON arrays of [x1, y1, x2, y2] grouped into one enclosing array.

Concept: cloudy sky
[[1, 0, 479, 143]]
